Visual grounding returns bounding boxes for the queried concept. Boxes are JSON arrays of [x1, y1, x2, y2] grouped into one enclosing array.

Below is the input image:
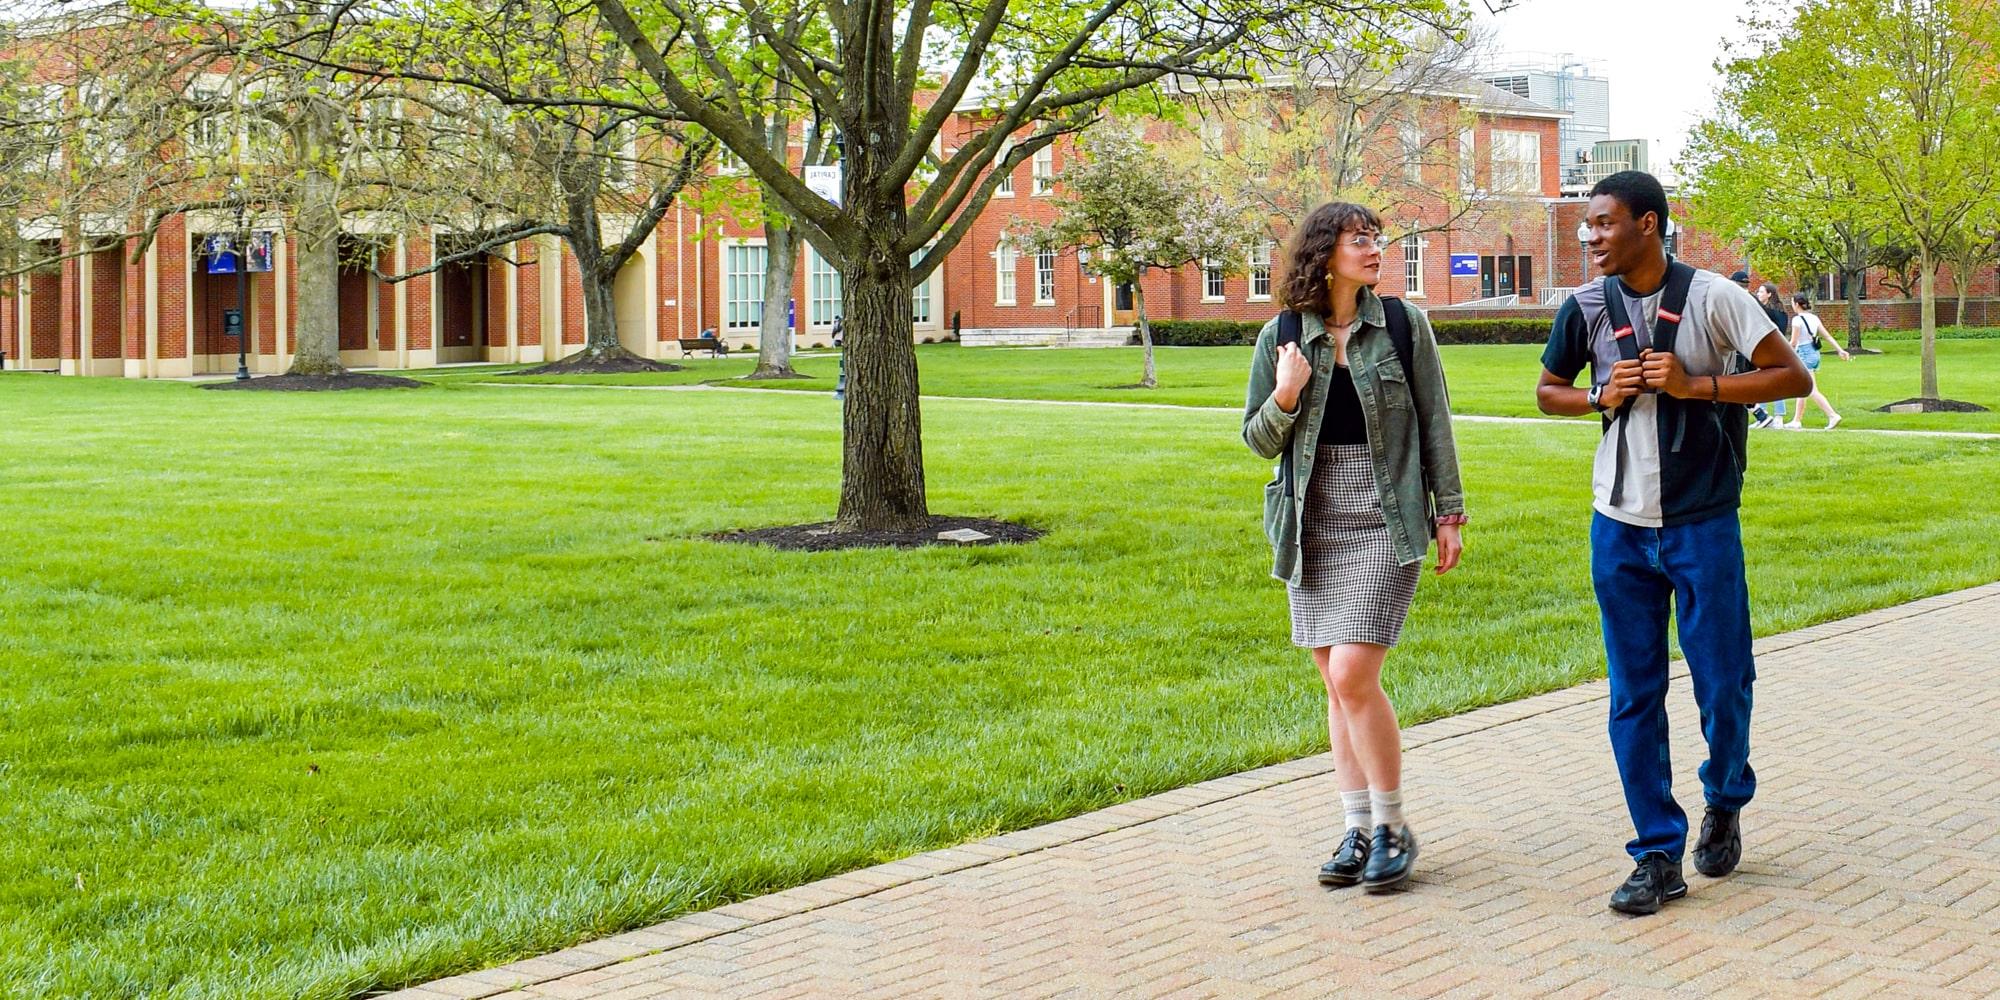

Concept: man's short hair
[[1590, 170, 1672, 242]]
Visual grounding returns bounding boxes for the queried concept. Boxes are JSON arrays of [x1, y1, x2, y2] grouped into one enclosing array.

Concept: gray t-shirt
[[1543, 268, 1779, 527]]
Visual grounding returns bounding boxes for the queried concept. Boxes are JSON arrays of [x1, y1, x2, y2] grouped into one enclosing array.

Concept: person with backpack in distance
[[1783, 291, 1851, 429], [1242, 202, 1465, 895], [1536, 171, 1811, 916]]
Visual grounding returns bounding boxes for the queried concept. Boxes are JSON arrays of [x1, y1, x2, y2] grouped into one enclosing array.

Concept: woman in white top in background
[[1784, 292, 1851, 429]]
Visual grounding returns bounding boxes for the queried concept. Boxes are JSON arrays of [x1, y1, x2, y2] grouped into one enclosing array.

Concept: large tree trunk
[[835, 198, 927, 532], [287, 158, 346, 376], [578, 256, 623, 357], [1919, 246, 1938, 400], [752, 220, 803, 378], [1842, 239, 1867, 352], [510, 184, 676, 374], [1133, 278, 1157, 389]]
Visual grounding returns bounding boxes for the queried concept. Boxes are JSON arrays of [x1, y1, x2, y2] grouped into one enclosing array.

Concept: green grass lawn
[[3, 372, 1997, 998], [415, 335, 2000, 433]]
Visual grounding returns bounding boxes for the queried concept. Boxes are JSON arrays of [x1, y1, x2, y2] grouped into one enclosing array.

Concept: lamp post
[[230, 177, 251, 381], [1575, 219, 1591, 284]]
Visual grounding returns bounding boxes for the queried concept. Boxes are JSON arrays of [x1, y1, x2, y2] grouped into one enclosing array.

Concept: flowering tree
[[1011, 128, 1263, 389]]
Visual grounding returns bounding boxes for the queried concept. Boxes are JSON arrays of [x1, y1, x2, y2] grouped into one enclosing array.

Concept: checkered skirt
[[1287, 444, 1421, 648]]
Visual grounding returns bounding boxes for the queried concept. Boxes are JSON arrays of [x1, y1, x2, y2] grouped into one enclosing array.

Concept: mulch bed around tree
[[1873, 397, 1990, 413], [501, 355, 682, 376], [201, 373, 427, 391], [737, 368, 816, 381], [709, 515, 1042, 552]]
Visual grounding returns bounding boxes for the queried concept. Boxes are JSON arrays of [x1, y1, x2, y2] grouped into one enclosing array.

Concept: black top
[[1318, 364, 1368, 446]]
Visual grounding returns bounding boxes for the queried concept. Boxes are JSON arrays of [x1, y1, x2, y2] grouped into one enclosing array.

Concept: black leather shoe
[[1318, 827, 1370, 887], [1362, 824, 1417, 892], [1692, 806, 1742, 877], [1608, 852, 1687, 915]]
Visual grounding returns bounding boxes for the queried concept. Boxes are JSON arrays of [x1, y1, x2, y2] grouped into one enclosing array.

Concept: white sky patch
[[1474, 0, 1794, 183]]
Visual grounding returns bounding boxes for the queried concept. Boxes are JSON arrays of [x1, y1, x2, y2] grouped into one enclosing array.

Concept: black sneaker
[[1692, 806, 1742, 877], [1318, 827, 1369, 887], [1361, 824, 1417, 893], [1608, 851, 1687, 915]]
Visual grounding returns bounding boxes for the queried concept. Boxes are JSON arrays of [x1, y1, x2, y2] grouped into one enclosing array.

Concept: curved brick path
[[383, 583, 2000, 1000]]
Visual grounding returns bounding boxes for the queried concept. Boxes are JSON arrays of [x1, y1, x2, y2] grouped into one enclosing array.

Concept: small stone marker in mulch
[[937, 528, 991, 543]]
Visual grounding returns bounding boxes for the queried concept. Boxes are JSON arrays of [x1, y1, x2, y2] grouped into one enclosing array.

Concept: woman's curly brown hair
[[1280, 202, 1382, 316]]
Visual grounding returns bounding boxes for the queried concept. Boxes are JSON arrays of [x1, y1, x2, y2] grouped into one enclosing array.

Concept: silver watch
[[1587, 383, 1607, 413]]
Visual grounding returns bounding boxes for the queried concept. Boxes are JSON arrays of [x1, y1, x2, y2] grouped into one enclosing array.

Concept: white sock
[[1340, 789, 1371, 832], [1370, 788, 1405, 830]]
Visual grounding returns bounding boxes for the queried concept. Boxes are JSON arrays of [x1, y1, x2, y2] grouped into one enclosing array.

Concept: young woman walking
[[1242, 202, 1465, 893], [1784, 292, 1851, 429]]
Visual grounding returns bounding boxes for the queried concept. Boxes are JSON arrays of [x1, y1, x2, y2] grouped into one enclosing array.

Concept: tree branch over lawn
[[573, 0, 1471, 532]]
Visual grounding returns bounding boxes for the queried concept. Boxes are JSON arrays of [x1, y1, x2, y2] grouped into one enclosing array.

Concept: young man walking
[[1536, 171, 1811, 915]]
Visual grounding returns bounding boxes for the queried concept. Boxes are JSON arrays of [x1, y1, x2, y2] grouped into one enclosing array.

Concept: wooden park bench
[[676, 337, 727, 358]]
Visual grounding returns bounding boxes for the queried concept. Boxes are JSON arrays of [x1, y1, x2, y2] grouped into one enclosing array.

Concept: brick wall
[[157, 217, 188, 361]]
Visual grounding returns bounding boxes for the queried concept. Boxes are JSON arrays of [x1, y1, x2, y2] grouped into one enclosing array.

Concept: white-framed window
[[993, 138, 1014, 196], [1402, 233, 1426, 298], [1459, 128, 1477, 192], [722, 241, 767, 330], [807, 246, 841, 328], [1490, 129, 1540, 194], [355, 97, 401, 153], [1401, 121, 1424, 184], [602, 118, 639, 188], [186, 79, 230, 157], [1034, 249, 1056, 304], [994, 241, 1017, 305], [911, 249, 932, 325], [1202, 257, 1225, 301], [1032, 146, 1054, 195], [715, 146, 745, 175], [1249, 242, 1273, 301], [21, 84, 66, 172]]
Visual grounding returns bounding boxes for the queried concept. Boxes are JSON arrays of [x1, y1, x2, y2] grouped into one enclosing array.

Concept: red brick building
[[5, 61, 1995, 376]]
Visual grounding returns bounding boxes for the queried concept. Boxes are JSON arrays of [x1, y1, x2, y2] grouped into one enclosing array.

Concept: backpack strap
[[1597, 260, 1696, 506], [1276, 310, 1303, 500], [1378, 295, 1414, 376]]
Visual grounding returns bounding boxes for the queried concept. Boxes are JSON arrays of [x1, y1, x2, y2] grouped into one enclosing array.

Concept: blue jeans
[[1590, 510, 1758, 861]]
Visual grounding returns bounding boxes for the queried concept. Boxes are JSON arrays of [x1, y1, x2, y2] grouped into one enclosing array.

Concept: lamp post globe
[[1575, 220, 1592, 283]]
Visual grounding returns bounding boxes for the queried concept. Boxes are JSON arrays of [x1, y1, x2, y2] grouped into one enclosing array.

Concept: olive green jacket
[[1242, 290, 1465, 583]]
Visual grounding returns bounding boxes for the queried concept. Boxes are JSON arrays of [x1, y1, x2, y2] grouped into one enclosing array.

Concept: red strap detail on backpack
[[1614, 326, 1635, 339], [1657, 307, 1682, 323]]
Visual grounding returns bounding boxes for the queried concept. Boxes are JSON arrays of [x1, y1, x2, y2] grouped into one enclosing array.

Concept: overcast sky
[[1473, 0, 1789, 182]]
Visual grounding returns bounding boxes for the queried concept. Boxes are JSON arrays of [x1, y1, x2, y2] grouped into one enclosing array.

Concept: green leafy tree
[[577, 0, 1467, 531], [1010, 127, 1262, 389], [1186, 26, 1513, 250], [330, 3, 714, 374], [1793, 0, 2000, 405], [1683, 37, 1888, 353]]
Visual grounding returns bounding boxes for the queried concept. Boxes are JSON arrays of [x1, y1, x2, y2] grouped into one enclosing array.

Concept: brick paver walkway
[[384, 584, 2000, 999]]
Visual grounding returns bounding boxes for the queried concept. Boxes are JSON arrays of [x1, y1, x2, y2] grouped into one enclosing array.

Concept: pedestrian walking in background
[[1784, 293, 1851, 429]]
